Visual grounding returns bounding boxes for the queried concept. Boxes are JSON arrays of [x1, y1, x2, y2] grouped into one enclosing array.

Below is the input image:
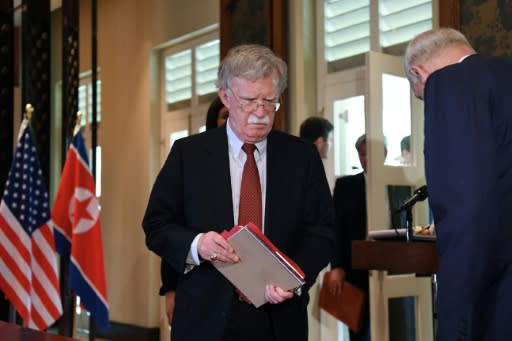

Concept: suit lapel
[[203, 127, 235, 227], [264, 131, 282, 237]]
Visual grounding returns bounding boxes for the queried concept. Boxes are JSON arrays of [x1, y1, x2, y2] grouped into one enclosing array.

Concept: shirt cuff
[[189, 233, 203, 266]]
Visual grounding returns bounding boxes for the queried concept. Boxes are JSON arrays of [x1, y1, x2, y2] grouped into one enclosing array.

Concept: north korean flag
[[52, 131, 109, 330]]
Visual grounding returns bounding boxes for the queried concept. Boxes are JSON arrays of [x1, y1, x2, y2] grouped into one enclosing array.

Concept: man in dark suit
[[405, 27, 512, 340], [158, 96, 228, 325], [326, 134, 370, 341], [142, 44, 335, 341]]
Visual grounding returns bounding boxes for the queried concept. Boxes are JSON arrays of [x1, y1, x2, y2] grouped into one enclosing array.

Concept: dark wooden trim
[[61, 0, 80, 158], [21, 0, 51, 188], [439, 0, 461, 29], [0, 321, 79, 341], [352, 240, 438, 275], [95, 321, 159, 341], [0, 0, 14, 324], [270, 0, 287, 132], [0, 0, 14, 194], [219, 0, 288, 131]]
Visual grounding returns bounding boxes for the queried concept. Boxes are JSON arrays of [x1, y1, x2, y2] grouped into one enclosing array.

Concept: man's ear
[[313, 137, 326, 152], [218, 88, 230, 108], [410, 65, 428, 82], [313, 136, 324, 146]]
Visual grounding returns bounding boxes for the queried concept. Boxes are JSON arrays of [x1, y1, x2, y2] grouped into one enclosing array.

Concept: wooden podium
[[352, 239, 439, 341], [0, 321, 79, 341], [352, 240, 438, 274]]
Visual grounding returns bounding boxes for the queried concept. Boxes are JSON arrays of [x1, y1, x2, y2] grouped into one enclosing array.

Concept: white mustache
[[248, 115, 270, 125]]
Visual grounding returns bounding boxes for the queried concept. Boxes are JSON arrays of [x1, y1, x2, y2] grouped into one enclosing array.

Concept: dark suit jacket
[[331, 172, 369, 301], [142, 126, 335, 341], [159, 259, 177, 296], [424, 54, 512, 340]]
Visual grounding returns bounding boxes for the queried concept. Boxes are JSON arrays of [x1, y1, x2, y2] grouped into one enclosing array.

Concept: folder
[[319, 271, 365, 332], [213, 222, 306, 308]]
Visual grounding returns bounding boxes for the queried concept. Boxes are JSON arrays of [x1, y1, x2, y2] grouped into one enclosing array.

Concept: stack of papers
[[369, 228, 436, 241]]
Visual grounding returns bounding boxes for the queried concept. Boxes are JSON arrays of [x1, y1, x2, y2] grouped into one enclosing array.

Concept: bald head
[[404, 28, 476, 99]]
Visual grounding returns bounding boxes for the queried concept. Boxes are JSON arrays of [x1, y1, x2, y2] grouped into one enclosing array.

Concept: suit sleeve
[[142, 139, 198, 274], [159, 259, 179, 295], [331, 179, 351, 270], [292, 144, 336, 289]]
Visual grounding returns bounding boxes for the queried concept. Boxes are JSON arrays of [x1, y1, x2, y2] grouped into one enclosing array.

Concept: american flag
[[52, 130, 109, 330], [0, 119, 62, 330]]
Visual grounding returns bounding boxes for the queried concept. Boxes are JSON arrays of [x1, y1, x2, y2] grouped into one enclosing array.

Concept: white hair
[[404, 28, 472, 85]]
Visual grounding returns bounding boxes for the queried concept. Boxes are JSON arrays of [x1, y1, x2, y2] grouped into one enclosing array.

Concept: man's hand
[[198, 231, 239, 263], [326, 267, 346, 295], [165, 290, 176, 325], [264, 284, 294, 304]]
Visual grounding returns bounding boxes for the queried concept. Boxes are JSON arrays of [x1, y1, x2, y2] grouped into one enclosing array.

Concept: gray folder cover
[[214, 225, 305, 307]]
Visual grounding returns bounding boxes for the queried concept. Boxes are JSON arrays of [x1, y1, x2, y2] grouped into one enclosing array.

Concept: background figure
[[405, 27, 512, 340], [159, 95, 228, 325], [299, 116, 334, 159], [143, 44, 335, 341], [205, 96, 229, 131], [400, 135, 411, 165], [326, 134, 370, 341]]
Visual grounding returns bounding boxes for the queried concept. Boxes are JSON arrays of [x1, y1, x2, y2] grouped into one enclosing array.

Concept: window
[[77, 77, 102, 197], [324, 0, 370, 62], [195, 40, 220, 96], [163, 32, 220, 111], [165, 50, 192, 105], [78, 80, 102, 124], [159, 25, 220, 143], [379, 0, 432, 48], [323, 0, 432, 71]]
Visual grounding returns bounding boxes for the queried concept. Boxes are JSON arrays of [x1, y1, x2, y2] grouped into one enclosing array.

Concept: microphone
[[395, 185, 428, 213]]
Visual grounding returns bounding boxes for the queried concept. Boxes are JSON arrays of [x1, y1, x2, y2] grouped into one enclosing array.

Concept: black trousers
[[222, 296, 275, 341]]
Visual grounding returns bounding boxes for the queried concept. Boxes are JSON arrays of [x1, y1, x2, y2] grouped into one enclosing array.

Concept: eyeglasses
[[229, 90, 281, 113]]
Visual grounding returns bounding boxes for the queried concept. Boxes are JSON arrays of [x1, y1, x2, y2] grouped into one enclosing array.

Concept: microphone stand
[[403, 206, 437, 340], [405, 207, 413, 242]]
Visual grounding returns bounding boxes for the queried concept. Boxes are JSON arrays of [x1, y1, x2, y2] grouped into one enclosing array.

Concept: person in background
[[405, 27, 512, 340], [143, 44, 335, 341], [299, 116, 334, 159], [400, 135, 411, 165], [326, 134, 370, 341], [159, 95, 228, 325], [205, 96, 229, 131]]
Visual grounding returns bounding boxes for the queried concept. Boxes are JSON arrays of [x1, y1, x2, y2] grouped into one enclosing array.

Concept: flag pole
[[5, 103, 33, 326], [57, 111, 78, 337], [25, 103, 33, 121], [2, 103, 63, 329], [89, 0, 98, 338], [54, 108, 109, 338]]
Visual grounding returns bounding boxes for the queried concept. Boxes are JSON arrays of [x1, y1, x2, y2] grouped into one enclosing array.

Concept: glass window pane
[[324, 0, 370, 61], [379, 0, 432, 48], [196, 39, 220, 96], [165, 50, 192, 103], [388, 297, 416, 341], [382, 73, 411, 166], [333, 95, 365, 176], [87, 80, 102, 122], [78, 84, 87, 126]]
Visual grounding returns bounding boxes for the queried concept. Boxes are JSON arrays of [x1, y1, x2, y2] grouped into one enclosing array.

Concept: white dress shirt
[[187, 119, 267, 268]]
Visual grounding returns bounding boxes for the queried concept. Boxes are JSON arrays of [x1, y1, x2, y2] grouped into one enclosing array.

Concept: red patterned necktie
[[238, 143, 262, 229]]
